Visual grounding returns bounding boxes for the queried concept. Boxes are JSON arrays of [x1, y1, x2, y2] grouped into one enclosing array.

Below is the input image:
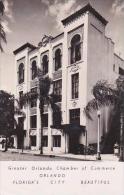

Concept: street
[[0, 151, 80, 161]]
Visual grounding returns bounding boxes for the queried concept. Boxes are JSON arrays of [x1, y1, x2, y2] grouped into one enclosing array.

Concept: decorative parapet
[[38, 35, 53, 48]]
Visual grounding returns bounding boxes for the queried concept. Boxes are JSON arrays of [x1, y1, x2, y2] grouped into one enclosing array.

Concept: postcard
[[0, 0, 124, 195]]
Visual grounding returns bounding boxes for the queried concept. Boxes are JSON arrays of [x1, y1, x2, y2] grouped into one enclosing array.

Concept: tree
[[20, 69, 61, 154], [84, 76, 124, 161], [0, 0, 6, 52], [38, 72, 59, 154], [0, 90, 24, 151]]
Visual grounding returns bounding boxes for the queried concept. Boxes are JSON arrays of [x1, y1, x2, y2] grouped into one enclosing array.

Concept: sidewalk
[[4, 148, 119, 161]]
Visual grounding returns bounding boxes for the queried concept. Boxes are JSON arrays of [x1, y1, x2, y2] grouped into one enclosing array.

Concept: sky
[[0, 0, 124, 93]]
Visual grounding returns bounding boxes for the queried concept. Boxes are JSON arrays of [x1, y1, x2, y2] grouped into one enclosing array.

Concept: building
[[13, 4, 124, 154]]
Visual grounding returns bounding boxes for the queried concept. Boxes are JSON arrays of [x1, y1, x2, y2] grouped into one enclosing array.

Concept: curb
[[2, 150, 94, 161]]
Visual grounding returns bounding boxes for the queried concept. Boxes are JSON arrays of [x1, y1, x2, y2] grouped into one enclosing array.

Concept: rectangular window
[[30, 136, 36, 146], [18, 117, 24, 129], [30, 115, 37, 129], [53, 79, 62, 102], [53, 111, 61, 127], [70, 109, 80, 125], [119, 67, 124, 75], [30, 88, 37, 108], [42, 136, 48, 147], [19, 91, 23, 109], [42, 114, 48, 127], [53, 135, 61, 147], [72, 73, 79, 99]]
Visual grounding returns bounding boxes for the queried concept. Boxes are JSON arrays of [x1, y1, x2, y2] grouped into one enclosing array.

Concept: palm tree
[[0, 0, 6, 52], [84, 76, 124, 161], [0, 90, 24, 151], [20, 69, 61, 154], [38, 70, 61, 154]]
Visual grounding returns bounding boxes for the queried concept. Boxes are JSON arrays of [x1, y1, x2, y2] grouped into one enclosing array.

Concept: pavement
[[0, 148, 119, 161]]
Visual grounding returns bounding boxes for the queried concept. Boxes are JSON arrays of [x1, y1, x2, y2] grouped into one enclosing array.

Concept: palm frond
[[92, 80, 115, 99]]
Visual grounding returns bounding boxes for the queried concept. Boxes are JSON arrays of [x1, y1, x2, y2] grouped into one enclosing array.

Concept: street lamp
[[96, 110, 101, 160]]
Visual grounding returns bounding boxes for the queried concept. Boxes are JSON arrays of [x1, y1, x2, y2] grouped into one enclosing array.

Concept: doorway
[[69, 133, 79, 154]]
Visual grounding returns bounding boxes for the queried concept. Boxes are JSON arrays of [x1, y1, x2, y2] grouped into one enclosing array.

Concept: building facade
[[13, 4, 124, 154]]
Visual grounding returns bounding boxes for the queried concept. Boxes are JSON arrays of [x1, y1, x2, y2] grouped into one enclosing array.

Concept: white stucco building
[[13, 4, 124, 154]]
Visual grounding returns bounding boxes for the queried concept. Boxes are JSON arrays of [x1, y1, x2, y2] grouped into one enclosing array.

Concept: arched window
[[31, 60, 37, 80], [42, 55, 48, 75], [70, 34, 81, 64], [55, 48, 62, 71], [18, 63, 24, 84]]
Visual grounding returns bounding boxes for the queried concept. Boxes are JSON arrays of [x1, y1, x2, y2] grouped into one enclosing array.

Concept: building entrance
[[69, 133, 79, 154]]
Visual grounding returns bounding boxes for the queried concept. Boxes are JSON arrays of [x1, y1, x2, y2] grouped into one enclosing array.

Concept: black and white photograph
[[0, 0, 124, 162], [0, 1, 124, 195]]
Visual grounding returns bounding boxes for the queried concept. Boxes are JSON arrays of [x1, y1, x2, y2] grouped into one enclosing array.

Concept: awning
[[51, 124, 85, 134]]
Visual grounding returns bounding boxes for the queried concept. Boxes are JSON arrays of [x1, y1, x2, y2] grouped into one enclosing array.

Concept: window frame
[[42, 113, 48, 128], [53, 79, 62, 102], [70, 34, 81, 64], [70, 108, 80, 125], [31, 60, 37, 80], [72, 73, 79, 99], [42, 136, 48, 147], [30, 115, 37, 129], [30, 87, 37, 108], [42, 55, 49, 75], [53, 111, 61, 127], [119, 67, 124, 75], [54, 48, 62, 71], [53, 135, 61, 147], [30, 136, 36, 146], [18, 63, 24, 84], [19, 91, 23, 109]]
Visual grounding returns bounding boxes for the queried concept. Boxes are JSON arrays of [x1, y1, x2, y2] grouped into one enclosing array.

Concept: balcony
[[30, 79, 38, 88], [53, 69, 62, 80]]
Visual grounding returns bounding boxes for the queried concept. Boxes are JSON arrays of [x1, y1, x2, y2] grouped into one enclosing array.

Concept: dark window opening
[[72, 73, 79, 99], [55, 48, 62, 71], [42, 136, 48, 147], [113, 64, 115, 72], [30, 136, 36, 146], [70, 34, 81, 64], [18, 63, 24, 84], [53, 79, 62, 102], [30, 98, 37, 108], [53, 111, 61, 127], [18, 117, 24, 129], [30, 88, 37, 108], [119, 67, 124, 75], [31, 60, 37, 80], [19, 91, 23, 109], [30, 115, 37, 129], [42, 114, 48, 127], [42, 55, 48, 75], [70, 109, 80, 125], [53, 135, 61, 147]]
